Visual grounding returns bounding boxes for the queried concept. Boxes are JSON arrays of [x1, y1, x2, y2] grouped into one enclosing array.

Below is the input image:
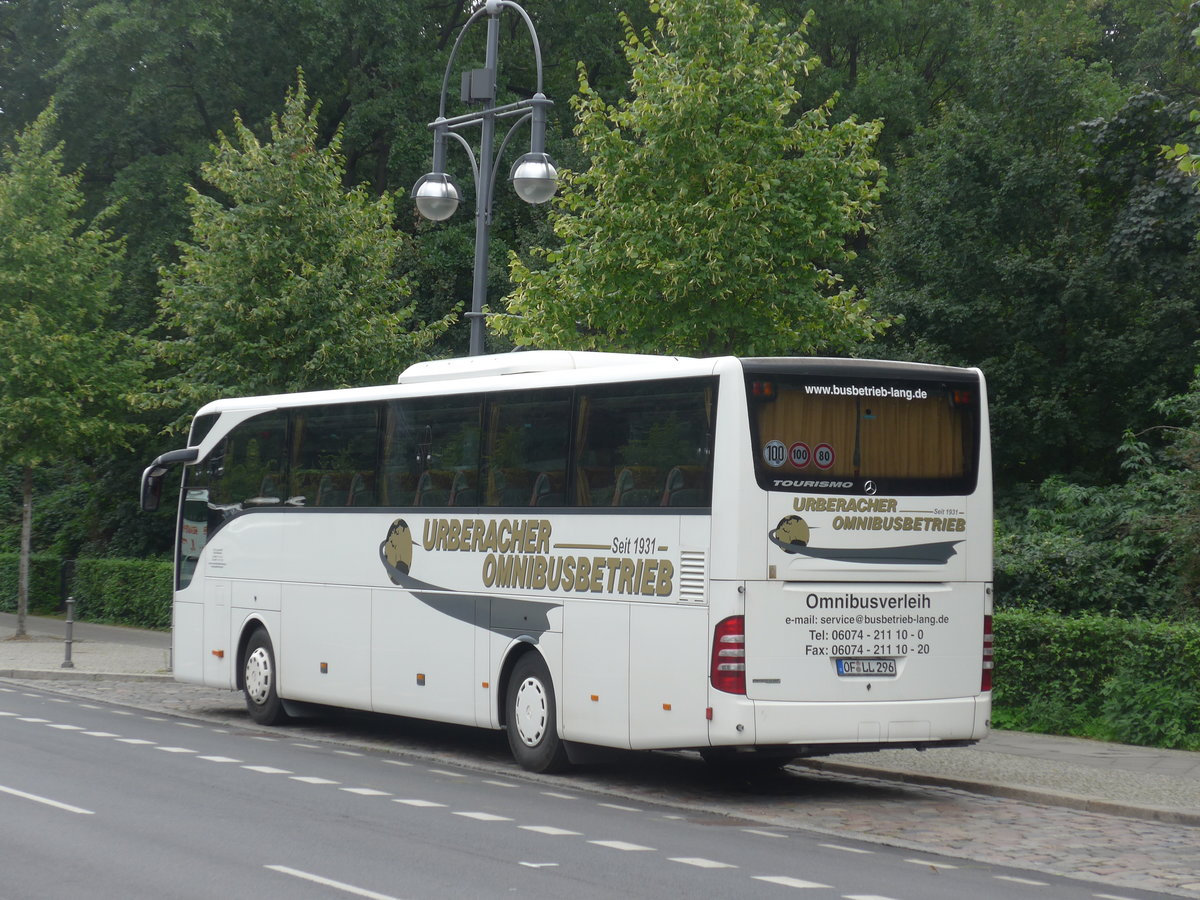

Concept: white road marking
[[266, 865, 405, 900], [588, 840, 655, 852], [78, 704, 101, 709], [744, 829, 787, 838], [382, 760, 412, 767], [116, 738, 155, 745], [598, 802, 640, 812], [670, 857, 736, 869], [1095, 894, 1140, 900], [176, 722, 202, 728], [518, 862, 559, 869], [111, 710, 134, 716], [520, 826, 582, 836], [292, 776, 339, 785], [820, 843, 873, 854], [753, 876, 832, 889], [541, 791, 577, 800], [242, 765, 292, 774], [334, 750, 363, 757], [0, 711, 16, 716], [393, 799, 446, 808], [454, 811, 513, 822], [46, 724, 85, 730], [0, 783, 94, 815], [155, 747, 197, 754], [82, 731, 119, 737], [18, 717, 49, 723], [199, 756, 241, 763], [905, 858, 957, 870], [426, 768, 464, 777], [482, 779, 516, 787], [995, 876, 1049, 886], [342, 788, 391, 797]]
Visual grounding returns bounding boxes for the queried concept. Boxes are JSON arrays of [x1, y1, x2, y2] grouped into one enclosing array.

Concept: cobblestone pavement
[[6, 675, 1198, 899]]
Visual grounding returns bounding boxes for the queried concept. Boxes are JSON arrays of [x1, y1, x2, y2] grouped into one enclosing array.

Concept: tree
[[156, 76, 451, 418], [869, 11, 1200, 488], [0, 106, 144, 635], [496, 0, 886, 357]]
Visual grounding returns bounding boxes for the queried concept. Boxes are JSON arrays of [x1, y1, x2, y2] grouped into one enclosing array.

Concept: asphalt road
[[1, 683, 1180, 900]]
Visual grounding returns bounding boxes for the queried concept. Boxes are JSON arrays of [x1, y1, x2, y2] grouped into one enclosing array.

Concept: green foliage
[[499, 0, 887, 356], [156, 75, 452, 418], [71, 558, 172, 629], [0, 105, 145, 468], [868, 8, 1200, 487], [994, 609, 1200, 749], [0, 553, 64, 614]]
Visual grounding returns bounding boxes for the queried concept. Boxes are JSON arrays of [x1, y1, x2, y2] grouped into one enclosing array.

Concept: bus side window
[[575, 380, 714, 508], [483, 389, 571, 507], [290, 403, 381, 507], [386, 396, 482, 509]]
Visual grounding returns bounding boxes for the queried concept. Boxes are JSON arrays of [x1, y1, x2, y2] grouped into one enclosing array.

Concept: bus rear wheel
[[506, 653, 569, 774], [243, 629, 288, 726]]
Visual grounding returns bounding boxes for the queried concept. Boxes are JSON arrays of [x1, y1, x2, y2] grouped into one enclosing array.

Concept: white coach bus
[[141, 351, 993, 772]]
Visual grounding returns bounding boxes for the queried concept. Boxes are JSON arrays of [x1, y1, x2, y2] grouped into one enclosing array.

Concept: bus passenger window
[[575, 380, 714, 508], [385, 397, 482, 508], [484, 390, 571, 507]]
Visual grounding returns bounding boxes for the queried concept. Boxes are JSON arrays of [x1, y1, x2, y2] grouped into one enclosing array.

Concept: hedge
[[993, 609, 1200, 749], [71, 558, 173, 629], [0, 553, 171, 629], [0, 553, 67, 614]]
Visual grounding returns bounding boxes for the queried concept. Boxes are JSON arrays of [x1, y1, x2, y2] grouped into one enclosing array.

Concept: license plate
[[836, 658, 897, 676]]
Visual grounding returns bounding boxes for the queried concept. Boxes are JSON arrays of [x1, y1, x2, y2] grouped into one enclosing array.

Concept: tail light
[[711, 616, 746, 695], [982, 614, 993, 692]]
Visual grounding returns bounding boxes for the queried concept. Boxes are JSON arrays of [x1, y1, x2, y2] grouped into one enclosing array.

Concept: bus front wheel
[[506, 653, 569, 773], [243, 629, 288, 726]]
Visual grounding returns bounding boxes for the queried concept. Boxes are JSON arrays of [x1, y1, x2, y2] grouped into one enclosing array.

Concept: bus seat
[[316, 474, 350, 507], [662, 465, 708, 507], [451, 470, 477, 506], [415, 470, 454, 506], [348, 472, 376, 507], [612, 466, 664, 507], [531, 471, 566, 507]]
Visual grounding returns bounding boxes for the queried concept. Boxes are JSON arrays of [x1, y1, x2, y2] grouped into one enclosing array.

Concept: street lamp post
[[413, 0, 557, 357]]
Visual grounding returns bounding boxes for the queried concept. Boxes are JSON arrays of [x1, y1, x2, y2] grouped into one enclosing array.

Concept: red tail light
[[981, 614, 993, 692], [711, 615, 746, 695]]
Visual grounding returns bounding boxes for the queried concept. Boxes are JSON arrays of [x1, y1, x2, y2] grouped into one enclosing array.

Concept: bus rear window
[[746, 371, 980, 496]]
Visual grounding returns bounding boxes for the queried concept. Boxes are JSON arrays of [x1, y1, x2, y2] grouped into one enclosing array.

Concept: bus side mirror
[[140, 465, 165, 512], [140, 447, 200, 512]]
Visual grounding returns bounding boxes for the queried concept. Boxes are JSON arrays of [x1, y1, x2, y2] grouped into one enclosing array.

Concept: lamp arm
[[487, 112, 534, 208], [445, 130, 481, 185], [437, 5, 492, 119]]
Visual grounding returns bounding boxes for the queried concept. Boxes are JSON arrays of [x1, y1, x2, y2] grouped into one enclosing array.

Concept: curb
[[0, 669, 173, 683], [795, 758, 1200, 828]]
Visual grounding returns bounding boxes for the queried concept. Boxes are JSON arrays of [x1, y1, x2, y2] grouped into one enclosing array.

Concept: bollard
[[61, 596, 75, 669]]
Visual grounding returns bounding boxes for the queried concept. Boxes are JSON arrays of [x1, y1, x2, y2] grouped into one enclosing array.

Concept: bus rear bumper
[[712, 695, 990, 748]]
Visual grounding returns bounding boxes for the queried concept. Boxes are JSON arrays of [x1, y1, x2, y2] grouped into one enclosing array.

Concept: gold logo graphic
[[380, 518, 414, 583], [770, 515, 810, 551]]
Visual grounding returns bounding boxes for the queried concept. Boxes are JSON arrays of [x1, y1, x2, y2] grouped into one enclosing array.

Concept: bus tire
[[506, 653, 569, 774], [243, 628, 288, 726]]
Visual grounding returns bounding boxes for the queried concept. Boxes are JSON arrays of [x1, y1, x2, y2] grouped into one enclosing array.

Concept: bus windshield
[[745, 363, 981, 496]]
